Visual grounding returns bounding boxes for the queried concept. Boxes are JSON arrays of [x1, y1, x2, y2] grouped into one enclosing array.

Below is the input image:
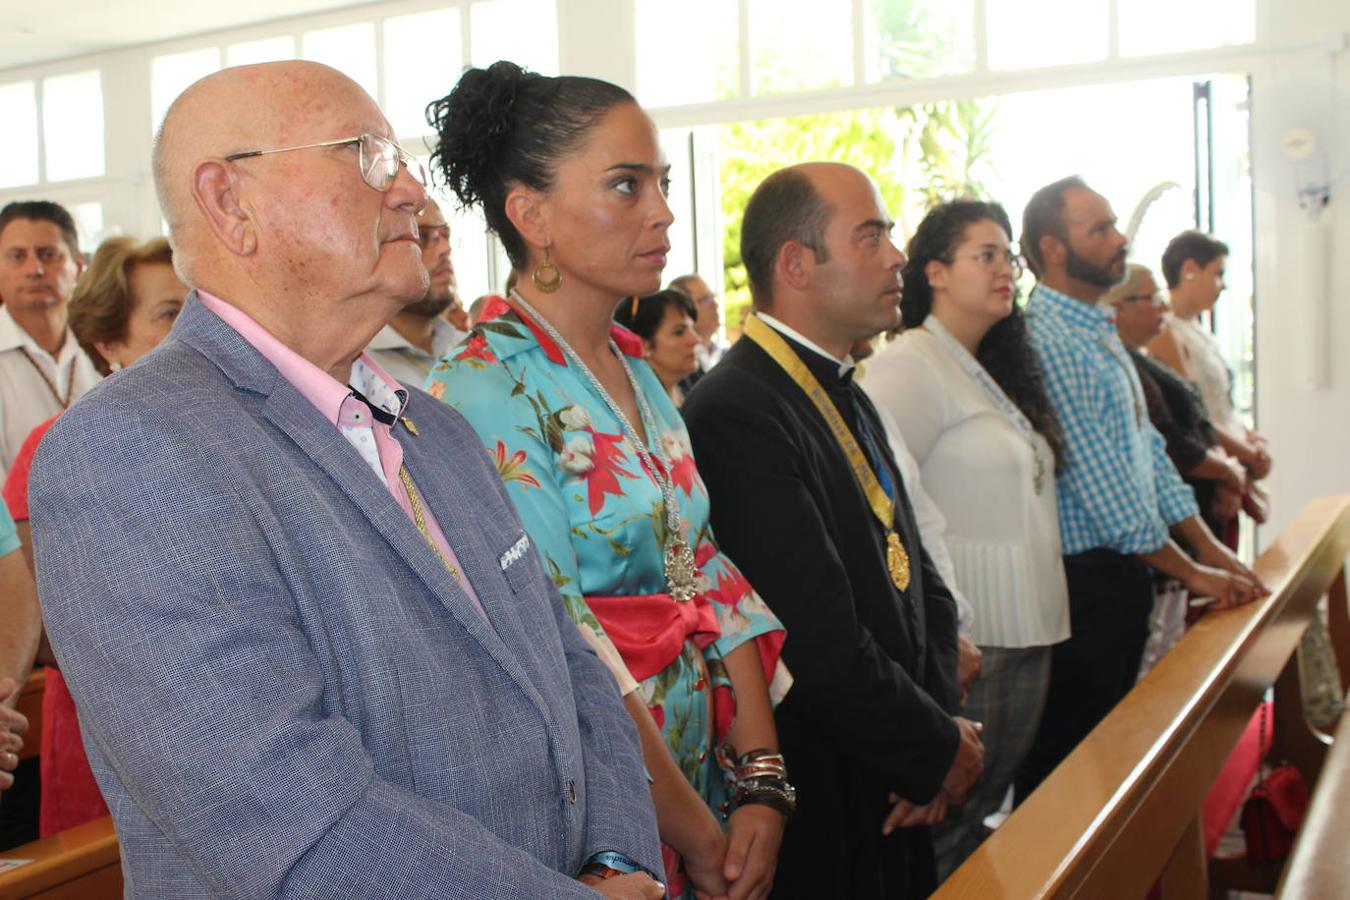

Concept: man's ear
[[504, 185, 551, 259], [192, 159, 257, 257], [1039, 232, 1065, 271], [1179, 257, 1201, 280], [778, 241, 814, 293]]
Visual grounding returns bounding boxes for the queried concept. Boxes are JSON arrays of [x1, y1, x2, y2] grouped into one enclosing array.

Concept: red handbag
[[1239, 703, 1310, 863]]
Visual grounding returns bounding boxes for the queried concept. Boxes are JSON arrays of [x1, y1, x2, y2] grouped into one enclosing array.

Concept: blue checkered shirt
[[1026, 284, 1198, 555]]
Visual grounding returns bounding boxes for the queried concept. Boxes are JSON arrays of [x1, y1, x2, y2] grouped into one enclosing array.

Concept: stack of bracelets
[[716, 744, 797, 819]]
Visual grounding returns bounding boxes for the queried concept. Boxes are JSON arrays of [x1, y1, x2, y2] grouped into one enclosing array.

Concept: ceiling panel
[[0, 0, 374, 71]]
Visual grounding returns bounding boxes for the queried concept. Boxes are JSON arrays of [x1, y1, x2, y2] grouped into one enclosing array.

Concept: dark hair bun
[[427, 61, 529, 210], [424, 61, 636, 270]]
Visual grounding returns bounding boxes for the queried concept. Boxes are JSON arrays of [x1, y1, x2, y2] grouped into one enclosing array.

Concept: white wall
[[1251, 0, 1350, 540]]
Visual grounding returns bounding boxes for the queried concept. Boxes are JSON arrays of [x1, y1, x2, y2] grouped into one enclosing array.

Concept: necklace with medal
[[510, 290, 699, 603], [742, 315, 911, 592], [922, 316, 1048, 495]]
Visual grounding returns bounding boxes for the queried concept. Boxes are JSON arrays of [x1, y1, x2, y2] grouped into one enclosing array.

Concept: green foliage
[[870, 0, 972, 80], [716, 96, 1000, 320]]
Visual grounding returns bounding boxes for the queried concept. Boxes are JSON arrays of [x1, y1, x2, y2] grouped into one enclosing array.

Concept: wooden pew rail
[[6, 496, 1350, 899], [937, 495, 1350, 899]]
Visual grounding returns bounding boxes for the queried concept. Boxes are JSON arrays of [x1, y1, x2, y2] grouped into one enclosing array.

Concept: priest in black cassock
[[683, 162, 985, 899]]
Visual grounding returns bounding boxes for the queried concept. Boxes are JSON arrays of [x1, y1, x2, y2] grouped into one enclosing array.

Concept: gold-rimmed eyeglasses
[[224, 132, 427, 193]]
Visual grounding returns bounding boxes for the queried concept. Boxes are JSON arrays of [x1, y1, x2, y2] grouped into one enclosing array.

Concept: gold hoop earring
[[532, 248, 562, 293]]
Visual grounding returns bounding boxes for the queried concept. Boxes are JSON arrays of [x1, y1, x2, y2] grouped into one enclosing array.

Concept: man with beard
[[684, 162, 984, 899], [365, 199, 467, 385], [1015, 177, 1263, 799]]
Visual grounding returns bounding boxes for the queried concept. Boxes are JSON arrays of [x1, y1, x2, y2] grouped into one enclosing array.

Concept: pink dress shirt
[[197, 291, 485, 617]]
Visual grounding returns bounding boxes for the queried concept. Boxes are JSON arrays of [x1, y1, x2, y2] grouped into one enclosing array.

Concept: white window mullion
[[737, 0, 751, 98], [1107, 0, 1121, 60], [34, 78, 47, 184], [974, 0, 989, 74], [851, 0, 866, 87]]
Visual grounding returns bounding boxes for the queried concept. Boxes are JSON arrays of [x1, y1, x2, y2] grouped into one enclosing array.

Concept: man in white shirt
[[364, 199, 466, 386], [0, 201, 101, 476]]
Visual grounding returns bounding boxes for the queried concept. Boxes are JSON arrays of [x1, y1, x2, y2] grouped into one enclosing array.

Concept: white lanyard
[[923, 315, 1047, 494]]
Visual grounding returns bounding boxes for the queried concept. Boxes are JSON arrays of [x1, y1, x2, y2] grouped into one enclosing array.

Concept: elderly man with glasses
[[28, 61, 663, 899]]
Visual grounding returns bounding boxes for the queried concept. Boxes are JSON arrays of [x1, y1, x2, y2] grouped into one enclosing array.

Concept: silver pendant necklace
[[510, 290, 699, 602]]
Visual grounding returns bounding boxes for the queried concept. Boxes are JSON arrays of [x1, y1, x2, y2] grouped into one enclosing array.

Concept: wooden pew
[[0, 817, 120, 900], [937, 495, 1350, 899], [1278, 692, 1350, 897]]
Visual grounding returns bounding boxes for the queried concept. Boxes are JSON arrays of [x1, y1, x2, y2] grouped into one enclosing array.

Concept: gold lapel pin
[[401, 416, 420, 436]]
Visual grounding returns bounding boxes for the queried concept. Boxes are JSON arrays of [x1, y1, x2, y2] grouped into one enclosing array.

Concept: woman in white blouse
[[1147, 230, 1271, 531], [862, 200, 1069, 879]]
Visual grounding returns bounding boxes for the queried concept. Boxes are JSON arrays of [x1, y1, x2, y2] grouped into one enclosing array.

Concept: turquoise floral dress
[[425, 299, 789, 894]]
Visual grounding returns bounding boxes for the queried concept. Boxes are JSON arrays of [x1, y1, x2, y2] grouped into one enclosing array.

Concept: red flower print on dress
[[667, 454, 699, 495], [490, 440, 540, 489], [648, 704, 665, 730], [453, 333, 497, 367], [581, 431, 639, 516], [706, 565, 753, 613]]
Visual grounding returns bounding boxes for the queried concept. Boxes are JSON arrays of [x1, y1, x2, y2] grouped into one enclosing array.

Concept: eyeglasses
[[952, 248, 1023, 278], [225, 132, 427, 193], [417, 223, 450, 248], [1121, 292, 1167, 305]]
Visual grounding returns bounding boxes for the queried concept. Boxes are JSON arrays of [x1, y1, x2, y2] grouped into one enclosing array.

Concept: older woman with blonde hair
[[66, 236, 184, 375], [3, 234, 186, 837]]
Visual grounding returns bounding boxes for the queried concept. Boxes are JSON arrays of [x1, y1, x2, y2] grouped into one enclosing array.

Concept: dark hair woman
[[613, 289, 701, 405], [422, 62, 790, 899], [860, 199, 1069, 878]]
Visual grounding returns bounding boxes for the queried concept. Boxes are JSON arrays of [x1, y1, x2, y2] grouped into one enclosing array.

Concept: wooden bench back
[[938, 496, 1350, 898], [0, 817, 120, 900]]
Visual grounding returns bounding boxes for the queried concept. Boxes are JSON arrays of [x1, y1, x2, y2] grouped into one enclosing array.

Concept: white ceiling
[[0, 0, 373, 71]]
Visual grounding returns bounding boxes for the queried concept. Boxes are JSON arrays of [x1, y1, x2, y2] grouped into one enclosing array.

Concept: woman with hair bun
[[423, 62, 790, 898], [862, 200, 1069, 880]]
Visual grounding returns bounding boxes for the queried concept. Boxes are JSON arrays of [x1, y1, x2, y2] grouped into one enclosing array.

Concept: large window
[[469, 0, 559, 73], [151, 48, 220, 134], [385, 9, 464, 138], [634, 0, 1257, 108], [302, 23, 380, 100], [42, 71, 105, 182], [0, 81, 39, 188]]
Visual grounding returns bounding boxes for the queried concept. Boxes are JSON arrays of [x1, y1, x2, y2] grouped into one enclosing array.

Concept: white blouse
[[1167, 316, 1243, 434], [862, 326, 1069, 649]]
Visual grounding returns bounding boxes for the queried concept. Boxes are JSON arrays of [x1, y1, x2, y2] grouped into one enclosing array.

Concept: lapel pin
[[401, 415, 419, 436]]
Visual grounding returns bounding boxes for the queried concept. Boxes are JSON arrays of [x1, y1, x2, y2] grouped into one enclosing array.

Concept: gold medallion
[[886, 531, 910, 591]]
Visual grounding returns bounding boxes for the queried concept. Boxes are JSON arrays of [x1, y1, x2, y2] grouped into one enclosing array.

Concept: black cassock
[[683, 328, 962, 900]]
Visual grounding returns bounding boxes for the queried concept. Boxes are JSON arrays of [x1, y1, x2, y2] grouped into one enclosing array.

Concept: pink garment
[[197, 291, 485, 617]]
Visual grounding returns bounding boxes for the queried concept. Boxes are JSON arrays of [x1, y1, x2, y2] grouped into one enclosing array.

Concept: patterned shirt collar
[[473, 295, 645, 365], [1028, 282, 1116, 333]]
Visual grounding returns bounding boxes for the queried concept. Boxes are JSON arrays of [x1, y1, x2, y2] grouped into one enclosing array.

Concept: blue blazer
[[29, 296, 661, 898]]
